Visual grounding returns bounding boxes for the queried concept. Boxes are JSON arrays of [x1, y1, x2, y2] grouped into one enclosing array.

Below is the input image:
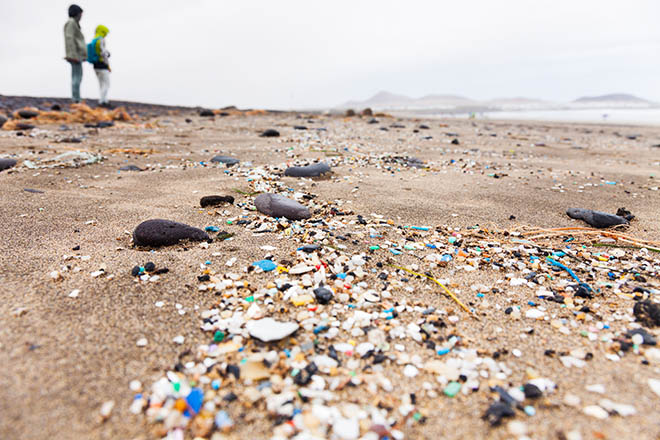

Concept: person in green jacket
[[63, 4, 86, 103]]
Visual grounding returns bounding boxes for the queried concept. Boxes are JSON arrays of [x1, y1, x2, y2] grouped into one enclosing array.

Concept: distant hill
[[573, 93, 650, 104], [338, 91, 658, 113]]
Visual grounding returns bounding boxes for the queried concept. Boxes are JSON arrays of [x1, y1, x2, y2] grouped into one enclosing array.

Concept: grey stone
[[566, 208, 629, 228], [133, 219, 209, 247], [211, 155, 239, 166], [0, 158, 17, 171], [119, 165, 143, 171], [284, 162, 331, 178], [254, 193, 311, 220]]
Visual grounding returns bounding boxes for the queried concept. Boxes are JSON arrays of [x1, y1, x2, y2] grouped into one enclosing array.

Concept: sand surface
[[1, 109, 659, 439]]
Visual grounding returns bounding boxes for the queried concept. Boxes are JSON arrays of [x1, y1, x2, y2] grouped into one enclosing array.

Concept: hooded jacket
[[92, 25, 111, 68], [64, 17, 86, 61]]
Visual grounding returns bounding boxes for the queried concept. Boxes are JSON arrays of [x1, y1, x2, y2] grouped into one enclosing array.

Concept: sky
[[1, 0, 659, 109]]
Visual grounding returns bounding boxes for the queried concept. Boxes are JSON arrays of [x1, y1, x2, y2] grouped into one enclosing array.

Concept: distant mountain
[[338, 91, 657, 113], [573, 93, 650, 104]]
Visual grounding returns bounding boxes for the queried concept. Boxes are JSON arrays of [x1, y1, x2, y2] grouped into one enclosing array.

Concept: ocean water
[[443, 108, 660, 126]]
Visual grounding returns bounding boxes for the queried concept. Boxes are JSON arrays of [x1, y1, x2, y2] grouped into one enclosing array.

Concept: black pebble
[[133, 219, 209, 247], [0, 158, 17, 171], [482, 401, 515, 426], [131, 266, 141, 277], [199, 109, 214, 117], [260, 129, 280, 137], [200, 195, 235, 207], [523, 383, 543, 398], [313, 287, 333, 305], [210, 156, 239, 166], [119, 165, 143, 171], [226, 364, 240, 379], [144, 262, 156, 272]]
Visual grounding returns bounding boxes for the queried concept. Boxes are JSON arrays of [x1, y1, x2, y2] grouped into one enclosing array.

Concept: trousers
[[70, 61, 82, 102], [95, 69, 110, 104]]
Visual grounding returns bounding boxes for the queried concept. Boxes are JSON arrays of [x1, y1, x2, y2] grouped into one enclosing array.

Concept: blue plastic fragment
[[440, 254, 453, 262], [184, 388, 204, 416], [253, 259, 277, 272], [437, 348, 450, 355], [337, 273, 347, 280], [546, 257, 592, 292], [205, 226, 220, 232], [390, 249, 402, 255]]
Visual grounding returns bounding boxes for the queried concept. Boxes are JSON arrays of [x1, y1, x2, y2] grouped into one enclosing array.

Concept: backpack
[[87, 37, 100, 64]]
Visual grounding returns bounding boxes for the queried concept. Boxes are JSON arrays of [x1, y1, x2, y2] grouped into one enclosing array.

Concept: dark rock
[[200, 195, 234, 207], [254, 193, 311, 220], [284, 162, 331, 178], [131, 265, 140, 276], [390, 124, 405, 128], [18, 110, 39, 119], [566, 208, 629, 228], [345, 109, 356, 117], [361, 108, 373, 116], [313, 287, 333, 304], [379, 127, 389, 131], [367, 118, 379, 124], [211, 155, 239, 166], [51, 104, 62, 111], [144, 262, 156, 272], [419, 124, 430, 129], [633, 300, 660, 327], [199, 109, 215, 117], [260, 129, 280, 137], [133, 219, 209, 247], [185, 118, 192, 123], [300, 244, 320, 253], [0, 115, 7, 128], [482, 401, 515, 426], [58, 137, 82, 143], [293, 125, 307, 130], [119, 165, 143, 171], [625, 328, 657, 345], [523, 383, 543, 398], [451, 138, 460, 145], [0, 158, 17, 171], [23, 188, 44, 193], [84, 121, 114, 128], [615, 207, 635, 221], [15, 123, 34, 130]]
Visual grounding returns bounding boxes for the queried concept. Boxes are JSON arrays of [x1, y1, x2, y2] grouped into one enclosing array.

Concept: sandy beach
[[1, 102, 659, 440]]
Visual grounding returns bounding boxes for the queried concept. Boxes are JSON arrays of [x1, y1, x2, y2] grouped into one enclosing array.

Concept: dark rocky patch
[[119, 165, 143, 171]]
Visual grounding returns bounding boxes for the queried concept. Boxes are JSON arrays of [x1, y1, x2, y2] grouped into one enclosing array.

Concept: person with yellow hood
[[87, 25, 112, 107]]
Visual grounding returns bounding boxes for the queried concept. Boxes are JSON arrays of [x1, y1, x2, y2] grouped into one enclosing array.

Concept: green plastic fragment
[[173, 382, 180, 392], [245, 295, 255, 302], [369, 246, 380, 250], [413, 412, 423, 421], [444, 381, 461, 397], [213, 330, 225, 342]]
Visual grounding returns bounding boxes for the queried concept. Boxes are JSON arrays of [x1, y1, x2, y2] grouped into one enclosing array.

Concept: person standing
[[63, 4, 86, 103], [89, 25, 111, 107]]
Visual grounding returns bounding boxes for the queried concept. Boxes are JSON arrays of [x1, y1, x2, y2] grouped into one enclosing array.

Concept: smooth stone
[[15, 123, 34, 130], [0, 158, 17, 171], [313, 287, 333, 304], [284, 162, 331, 178], [199, 109, 215, 117], [634, 300, 660, 327], [200, 195, 234, 207], [119, 165, 143, 171], [260, 129, 280, 137], [211, 155, 239, 166], [246, 318, 299, 342], [293, 125, 307, 130], [566, 208, 628, 228], [0, 115, 7, 127], [254, 193, 310, 220], [133, 219, 209, 247], [333, 417, 359, 440], [18, 109, 39, 119]]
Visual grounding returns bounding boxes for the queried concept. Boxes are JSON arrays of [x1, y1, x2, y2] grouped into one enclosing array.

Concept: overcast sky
[[1, 0, 659, 109]]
